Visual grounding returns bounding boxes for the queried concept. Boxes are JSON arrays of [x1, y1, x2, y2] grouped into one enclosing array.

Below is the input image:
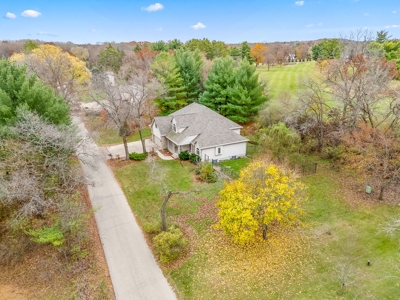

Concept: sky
[[1, 0, 399, 44]]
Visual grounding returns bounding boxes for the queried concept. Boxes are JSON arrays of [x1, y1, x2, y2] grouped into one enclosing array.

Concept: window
[[215, 146, 223, 155], [173, 123, 176, 132], [155, 123, 158, 128], [196, 148, 200, 155]]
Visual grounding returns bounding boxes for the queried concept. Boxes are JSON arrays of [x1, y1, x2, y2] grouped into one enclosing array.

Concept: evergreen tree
[[199, 57, 235, 114], [98, 44, 125, 73], [240, 42, 254, 64], [133, 44, 142, 52], [230, 47, 241, 60], [0, 59, 70, 125], [226, 59, 267, 123], [174, 49, 204, 103], [150, 40, 168, 52], [311, 39, 341, 60], [200, 57, 267, 123], [23, 40, 38, 53], [151, 52, 187, 115]]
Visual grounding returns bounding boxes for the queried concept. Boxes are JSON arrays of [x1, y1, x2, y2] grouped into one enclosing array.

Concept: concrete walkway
[[73, 116, 176, 300], [105, 140, 160, 159]]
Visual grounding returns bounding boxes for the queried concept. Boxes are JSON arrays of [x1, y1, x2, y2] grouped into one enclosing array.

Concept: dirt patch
[[159, 149, 173, 157], [0, 285, 27, 300]]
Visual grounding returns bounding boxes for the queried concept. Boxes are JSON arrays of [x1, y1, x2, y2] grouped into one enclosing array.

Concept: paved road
[[73, 116, 177, 300]]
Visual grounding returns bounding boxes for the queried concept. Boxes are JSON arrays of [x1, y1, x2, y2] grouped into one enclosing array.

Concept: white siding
[[201, 142, 247, 162], [152, 122, 162, 139], [232, 128, 241, 134]]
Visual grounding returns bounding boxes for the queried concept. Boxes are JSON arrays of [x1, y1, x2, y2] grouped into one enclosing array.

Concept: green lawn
[[256, 62, 319, 99], [218, 158, 250, 177], [114, 159, 400, 299]]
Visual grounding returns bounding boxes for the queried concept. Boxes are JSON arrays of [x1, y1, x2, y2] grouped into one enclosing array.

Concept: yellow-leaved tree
[[11, 44, 90, 103], [251, 43, 267, 66], [216, 161, 307, 244]]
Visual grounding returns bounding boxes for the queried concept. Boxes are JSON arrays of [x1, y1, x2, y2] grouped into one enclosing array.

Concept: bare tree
[[322, 30, 399, 130], [91, 72, 135, 159], [150, 160, 199, 231], [0, 108, 86, 222], [293, 78, 331, 151], [121, 70, 161, 153]]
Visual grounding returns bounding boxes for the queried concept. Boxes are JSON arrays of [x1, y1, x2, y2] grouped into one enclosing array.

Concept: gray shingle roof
[[159, 103, 248, 148], [153, 116, 172, 136]]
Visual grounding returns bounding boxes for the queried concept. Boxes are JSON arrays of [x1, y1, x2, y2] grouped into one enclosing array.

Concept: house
[[151, 103, 249, 162]]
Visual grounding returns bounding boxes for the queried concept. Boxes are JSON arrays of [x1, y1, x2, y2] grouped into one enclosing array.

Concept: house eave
[[193, 139, 249, 150]]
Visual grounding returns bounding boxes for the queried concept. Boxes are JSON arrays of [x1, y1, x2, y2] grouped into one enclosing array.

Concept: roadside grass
[[114, 159, 400, 299], [256, 62, 319, 99]]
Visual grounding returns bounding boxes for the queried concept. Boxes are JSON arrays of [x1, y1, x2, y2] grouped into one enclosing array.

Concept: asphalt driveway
[[74, 116, 176, 300]]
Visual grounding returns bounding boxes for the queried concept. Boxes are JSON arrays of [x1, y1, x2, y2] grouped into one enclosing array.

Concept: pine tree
[[226, 59, 267, 123], [200, 57, 267, 123], [199, 57, 235, 115], [174, 49, 204, 103], [151, 52, 187, 115], [240, 41, 254, 64], [98, 44, 124, 73], [0, 59, 70, 125]]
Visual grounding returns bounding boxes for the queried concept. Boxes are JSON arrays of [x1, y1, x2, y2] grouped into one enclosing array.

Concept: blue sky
[[1, 0, 399, 44]]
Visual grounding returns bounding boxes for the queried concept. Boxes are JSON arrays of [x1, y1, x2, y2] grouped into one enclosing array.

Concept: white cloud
[[318, 22, 323, 26], [142, 3, 164, 12], [364, 12, 369, 16], [385, 25, 399, 28], [21, 10, 41, 17], [295, 1, 304, 6], [91, 29, 96, 32], [156, 27, 163, 31], [393, 11, 397, 14], [191, 22, 206, 30], [306, 24, 314, 27], [37, 31, 56, 37], [5, 12, 16, 19]]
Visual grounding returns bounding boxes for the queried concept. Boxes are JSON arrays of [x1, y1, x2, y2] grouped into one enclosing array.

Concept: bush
[[197, 162, 218, 183], [178, 150, 190, 161], [189, 153, 201, 164], [143, 221, 162, 235], [129, 152, 148, 160], [153, 226, 188, 263], [26, 221, 65, 247]]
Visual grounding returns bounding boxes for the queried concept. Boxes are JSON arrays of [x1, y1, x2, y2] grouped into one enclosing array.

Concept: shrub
[[197, 162, 218, 183], [129, 152, 148, 161], [26, 221, 65, 247], [143, 221, 162, 235], [189, 153, 201, 164], [178, 150, 190, 161], [153, 226, 188, 263]]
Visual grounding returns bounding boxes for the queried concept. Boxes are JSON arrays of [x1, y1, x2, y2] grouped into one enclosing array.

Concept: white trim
[[198, 140, 249, 150]]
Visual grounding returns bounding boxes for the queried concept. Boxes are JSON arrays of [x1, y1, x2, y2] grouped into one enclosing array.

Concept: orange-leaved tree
[[216, 161, 307, 244], [251, 43, 267, 66], [342, 123, 400, 200]]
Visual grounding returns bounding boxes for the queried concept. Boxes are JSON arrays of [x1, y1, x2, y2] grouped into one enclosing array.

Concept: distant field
[[256, 62, 319, 99]]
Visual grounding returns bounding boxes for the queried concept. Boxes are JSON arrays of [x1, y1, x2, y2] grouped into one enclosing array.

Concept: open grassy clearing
[[113, 158, 400, 299], [256, 62, 319, 99]]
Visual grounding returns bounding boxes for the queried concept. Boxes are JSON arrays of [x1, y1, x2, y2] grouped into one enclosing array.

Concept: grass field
[[114, 158, 400, 299], [256, 62, 320, 99]]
